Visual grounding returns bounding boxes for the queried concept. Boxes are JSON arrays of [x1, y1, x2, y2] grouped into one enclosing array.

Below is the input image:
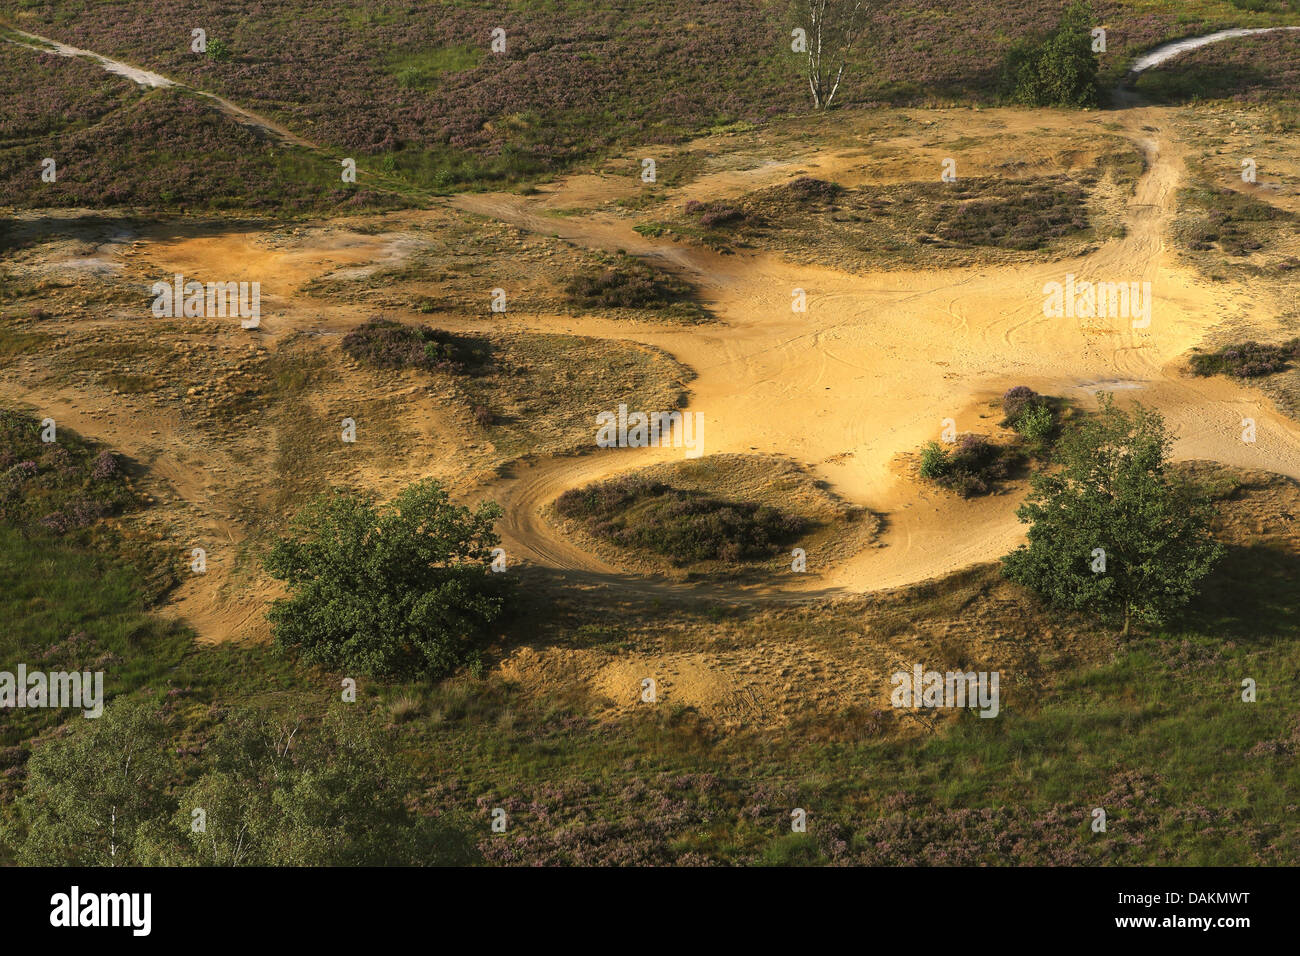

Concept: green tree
[[264, 479, 506, 678], [170, 707, 478, 866], [4, 699, 175, 865], [1003, 1, 1099, 108], [1001, 394, 1223, 637]]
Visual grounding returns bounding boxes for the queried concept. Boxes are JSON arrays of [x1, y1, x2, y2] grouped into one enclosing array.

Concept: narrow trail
[[8, 25, 1300, 629], [0, 25, 316, 148]]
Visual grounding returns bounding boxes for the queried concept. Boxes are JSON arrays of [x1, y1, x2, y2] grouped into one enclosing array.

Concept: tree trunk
[[1121, 602, 1131, 640]]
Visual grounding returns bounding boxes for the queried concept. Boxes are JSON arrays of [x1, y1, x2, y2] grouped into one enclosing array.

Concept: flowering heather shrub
[[565, 255, 700, 316], [556, 476, 807, 564], [1190, 338, 1300, 378], [8, 460, 39, 483], [919, 434, 1016, 497], [38, 499, 109, 534], [924, 179, 1089, 250], [40, 444, 74, 473], [0, 410, 134, 534], [685, 200, 749, 231], [89, 450, 120, 481], [341, 318, 484, 373], [1001, 386, 1041, 425], [784, 177, 844, 202], [0, 46, 405, 215]]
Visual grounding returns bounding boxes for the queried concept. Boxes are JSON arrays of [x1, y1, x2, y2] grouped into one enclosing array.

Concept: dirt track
[[6, 29, 1300, 637]]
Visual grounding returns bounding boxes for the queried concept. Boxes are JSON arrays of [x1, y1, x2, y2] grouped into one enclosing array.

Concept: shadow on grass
[[1185, 541, 1300, 641]]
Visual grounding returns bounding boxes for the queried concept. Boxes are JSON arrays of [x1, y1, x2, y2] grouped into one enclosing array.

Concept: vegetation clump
[[264, 479, 507, 679], [565, 254, 703, 320], [1189, 339, 1300, 379], [341, 318, 487, 372], [1002, 394, 1222, 637], [556, 475, 807, 564], [0, 410, 133, 535], [1002, 1, 1099, 108]]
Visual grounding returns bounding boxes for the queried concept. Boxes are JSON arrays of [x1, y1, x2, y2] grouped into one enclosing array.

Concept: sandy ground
[[4, 29, 1300, 647]]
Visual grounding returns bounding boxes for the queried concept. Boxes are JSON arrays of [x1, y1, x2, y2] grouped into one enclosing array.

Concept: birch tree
[[798, 0, 870, 110]]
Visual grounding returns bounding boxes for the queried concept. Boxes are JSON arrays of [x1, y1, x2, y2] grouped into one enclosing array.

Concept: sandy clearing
[[11, 27, 1300, 638]]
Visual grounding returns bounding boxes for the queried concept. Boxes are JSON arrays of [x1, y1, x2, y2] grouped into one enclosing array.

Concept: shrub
[[918, 434, 1016, 497], [1002, 394, 1222, 637], [0, 411, 133, 534], [684, 200, 749, 230], [919, 442, 951, 480], [1001, 386, 1040, 425], [263, 479, 507, 679], [341, 318, 484, 372], [1002, 1, 1099, 108], [206, 38, 231, 62], [565, 254, 706, 320], [1189, 339, 1300, 378], [556, 476, 806, 565], [784, 177, 843, 202], [1016, 401, 1056, 446]]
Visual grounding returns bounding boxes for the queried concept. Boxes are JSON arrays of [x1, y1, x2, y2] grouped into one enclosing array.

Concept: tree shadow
[[1184, 542, 1300, 642]]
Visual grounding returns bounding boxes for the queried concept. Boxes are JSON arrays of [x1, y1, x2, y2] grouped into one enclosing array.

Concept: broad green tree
[[171, 707, 478, 866], [264, 479, 506, 679], [4, 699, 175, 866], [1002, 394, 1223, 637]]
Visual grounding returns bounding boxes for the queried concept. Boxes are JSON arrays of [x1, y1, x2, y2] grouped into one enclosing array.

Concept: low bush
[[1189, 339, 1300, 378], [555, 475, 807, 564], [0, 410, 134, 535], [684, 200, 750, 230], [919, 434, 1018, 497], [341, 318, 487, 373], [565, 255, 707, 321]]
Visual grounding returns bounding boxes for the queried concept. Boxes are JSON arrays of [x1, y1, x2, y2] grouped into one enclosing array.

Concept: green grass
[[388, 46, 484, 89]]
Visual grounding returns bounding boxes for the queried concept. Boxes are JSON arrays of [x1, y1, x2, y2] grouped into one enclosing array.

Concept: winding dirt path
[[8, 26, 1300, 631]]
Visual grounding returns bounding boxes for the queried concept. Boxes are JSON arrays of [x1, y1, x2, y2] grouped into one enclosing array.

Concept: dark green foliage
[[919, 434, 1018, 497], [263, 479, 506, 679], [1002, 1, 1099, 107], [1002, 395, 1223, 636], [1189, 338, 1300, 378], [555, 476, 807, 565]]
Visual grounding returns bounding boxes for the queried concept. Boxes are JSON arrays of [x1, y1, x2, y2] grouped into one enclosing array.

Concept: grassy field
[[2, 413, 1297, 865], [4, 0, 1300, 196]]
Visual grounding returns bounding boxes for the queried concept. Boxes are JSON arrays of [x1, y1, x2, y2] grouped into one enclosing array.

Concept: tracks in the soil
[[9, 24, 1300, 628]]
